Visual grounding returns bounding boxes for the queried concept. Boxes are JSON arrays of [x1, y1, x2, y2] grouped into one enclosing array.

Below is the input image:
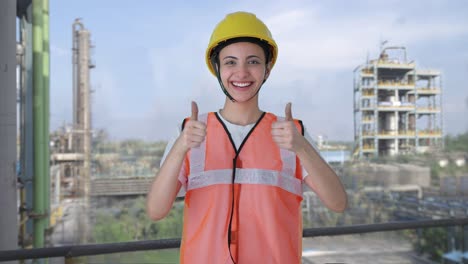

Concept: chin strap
[[212, 56, 236, 102]]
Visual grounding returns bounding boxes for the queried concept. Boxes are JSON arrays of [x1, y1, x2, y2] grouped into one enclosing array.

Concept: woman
[[147, 11, 347, 264]]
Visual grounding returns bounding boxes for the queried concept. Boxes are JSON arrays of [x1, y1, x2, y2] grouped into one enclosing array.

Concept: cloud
[[265, 9, 468, 72], [265, 10, 312, 36], [49, 2, 468, 141], [253, 6, 468, 140]]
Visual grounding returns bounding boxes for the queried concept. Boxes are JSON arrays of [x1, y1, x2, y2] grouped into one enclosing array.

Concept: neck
[[220, 97, 262, 125]]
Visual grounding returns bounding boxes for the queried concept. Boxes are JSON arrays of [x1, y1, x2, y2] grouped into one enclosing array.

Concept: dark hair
[[210, 37, 272, 66]]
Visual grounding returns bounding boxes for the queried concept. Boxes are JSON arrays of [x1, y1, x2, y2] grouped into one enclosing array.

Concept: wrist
[[294, 136, 308, 155], [173, 137, 190, 156]]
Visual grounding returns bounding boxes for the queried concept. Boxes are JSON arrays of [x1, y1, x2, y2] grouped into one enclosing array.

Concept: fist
[[179, 101, 207, 151], [271, 102, 303, 152]]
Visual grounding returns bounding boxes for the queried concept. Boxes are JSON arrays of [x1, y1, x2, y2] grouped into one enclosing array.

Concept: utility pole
[[0, 1, 19, 264]]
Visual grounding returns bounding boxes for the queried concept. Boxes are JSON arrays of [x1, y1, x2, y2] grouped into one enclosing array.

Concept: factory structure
[[353, 46, 443, 159], [16, 15, 94, 247], [50, 19, 94, 199]]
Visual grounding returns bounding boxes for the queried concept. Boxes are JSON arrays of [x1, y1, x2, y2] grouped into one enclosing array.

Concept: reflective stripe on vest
[[187, 169, 302, 196], [189, 114, 300, 196], [180, 112, 304, 264]]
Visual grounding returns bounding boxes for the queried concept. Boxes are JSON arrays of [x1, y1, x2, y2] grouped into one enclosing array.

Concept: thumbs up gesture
[[178, 101, 207, 152], [271, 102, 303, 152]]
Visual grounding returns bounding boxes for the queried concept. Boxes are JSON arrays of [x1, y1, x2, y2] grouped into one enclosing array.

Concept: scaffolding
[[353, 45, 443, 159]]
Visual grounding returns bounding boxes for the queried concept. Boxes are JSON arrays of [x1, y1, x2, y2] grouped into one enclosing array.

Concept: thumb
[[191, 101, 198, 121], [285, 102, 293, 121]]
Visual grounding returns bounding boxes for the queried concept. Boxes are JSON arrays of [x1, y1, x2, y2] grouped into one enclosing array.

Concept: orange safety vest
[[180, 112, 304, 264]]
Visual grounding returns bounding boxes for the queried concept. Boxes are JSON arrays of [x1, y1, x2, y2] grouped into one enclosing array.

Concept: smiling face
[[219, 42, 271, 103]]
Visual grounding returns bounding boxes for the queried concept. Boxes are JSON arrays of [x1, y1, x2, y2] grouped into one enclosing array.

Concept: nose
[[235, 64, 249, 79]]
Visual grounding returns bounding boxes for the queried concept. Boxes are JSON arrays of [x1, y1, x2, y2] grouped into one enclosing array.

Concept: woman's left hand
[[271, 102, 305, 152]]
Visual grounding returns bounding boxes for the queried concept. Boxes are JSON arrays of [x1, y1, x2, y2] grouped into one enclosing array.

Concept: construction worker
[[147, 11, 347, 264]]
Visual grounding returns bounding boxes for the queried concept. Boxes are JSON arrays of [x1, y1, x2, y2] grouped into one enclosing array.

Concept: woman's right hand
[[176, 101, 207, 153]]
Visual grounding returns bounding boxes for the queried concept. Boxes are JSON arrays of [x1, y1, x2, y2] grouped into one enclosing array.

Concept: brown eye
[[224, 60, 235, 65], [248, 60, 261, 64]]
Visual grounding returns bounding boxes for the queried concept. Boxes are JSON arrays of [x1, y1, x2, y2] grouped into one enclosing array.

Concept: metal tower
[[72, 18, 94, 199]]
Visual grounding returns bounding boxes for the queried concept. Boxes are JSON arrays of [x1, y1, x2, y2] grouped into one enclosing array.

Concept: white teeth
[[233, 82, 251, 87]]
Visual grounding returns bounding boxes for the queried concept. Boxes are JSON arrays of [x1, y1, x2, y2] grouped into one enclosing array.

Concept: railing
[[361, 118, 374, 123], [377, 80, 414, 86], [418, 130, 443, 137], [416, 107, 441, 113], [414, 87, 441, 94], [1, 218, 468, 262], [374, 130, 442, 137], [361, 91, 375, 96], [362, 146, 375, 151], [374, 60, 415, 68]]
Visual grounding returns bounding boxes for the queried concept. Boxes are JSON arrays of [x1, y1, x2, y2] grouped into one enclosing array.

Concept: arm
[[271, 103, 347, 212], [297, 136, 348, 212], [146, 137, 186, 221], [146, 102, 206, 220]]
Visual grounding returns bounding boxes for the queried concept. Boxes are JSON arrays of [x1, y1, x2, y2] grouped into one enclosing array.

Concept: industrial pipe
[[43, 0, 51, 232], [33, 0, 46, 250]]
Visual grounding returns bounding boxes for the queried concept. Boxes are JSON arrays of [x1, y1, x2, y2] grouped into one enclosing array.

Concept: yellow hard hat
[[206, 11, 278, 76]]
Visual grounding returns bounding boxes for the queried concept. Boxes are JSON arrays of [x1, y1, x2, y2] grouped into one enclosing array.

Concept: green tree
[[91, 197, 183, 263], [444, 132, 468, 152]]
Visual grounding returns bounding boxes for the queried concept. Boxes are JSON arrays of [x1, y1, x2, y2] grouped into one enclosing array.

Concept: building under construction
[[353, 46, 443, 159]]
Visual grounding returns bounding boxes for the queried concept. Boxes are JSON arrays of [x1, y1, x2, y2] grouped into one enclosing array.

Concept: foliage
[[92, 136, 168, 178], [93, 197, 183, 242], [403, 225, 467, 262], [429, 132, 468, 179], [444, 132, 468, 153], [408, 227, 447, 262], [91, 197, 183, 263], [430, 162, 440, 182]]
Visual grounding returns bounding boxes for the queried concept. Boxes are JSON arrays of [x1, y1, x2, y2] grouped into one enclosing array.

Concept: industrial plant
[[50, 19, 94, 199], [353, 46, 443, 159], [1, 1, 467, 263]]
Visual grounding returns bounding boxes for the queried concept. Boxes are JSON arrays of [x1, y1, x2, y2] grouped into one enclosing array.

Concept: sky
[[46, 0, 468, 142]]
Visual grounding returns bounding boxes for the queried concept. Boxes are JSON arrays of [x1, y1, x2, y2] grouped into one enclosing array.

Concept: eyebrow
[[222, 55, 262, 61]]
